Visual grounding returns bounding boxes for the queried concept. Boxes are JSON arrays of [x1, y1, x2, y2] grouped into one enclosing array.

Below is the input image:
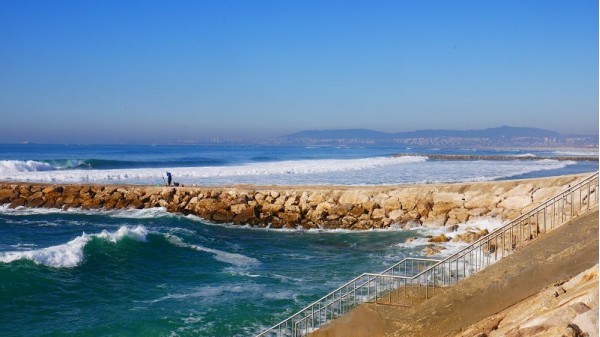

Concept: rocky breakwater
[[0, 174, 592, 231]]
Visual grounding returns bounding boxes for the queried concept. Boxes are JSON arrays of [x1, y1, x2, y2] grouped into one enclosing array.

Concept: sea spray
[[0, 225, 148, 268]]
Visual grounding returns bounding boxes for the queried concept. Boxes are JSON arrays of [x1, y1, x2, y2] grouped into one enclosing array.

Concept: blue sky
[[0, 0, 597, 143]]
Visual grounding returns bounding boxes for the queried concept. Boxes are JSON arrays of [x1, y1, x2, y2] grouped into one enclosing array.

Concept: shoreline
[[0, 173, 595, 231]]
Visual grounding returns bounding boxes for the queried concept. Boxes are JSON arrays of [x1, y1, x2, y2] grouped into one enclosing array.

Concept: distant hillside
[[280, 126, 596, 148], [392, 126, 561, 139], [285, 129, 392, 140], [285, 126, 561, 140]]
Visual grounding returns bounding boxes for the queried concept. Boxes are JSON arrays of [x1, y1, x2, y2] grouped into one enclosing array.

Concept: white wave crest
[[0, 204, 173, 219], [165, 235, 260, 268], [0, 156, 426, 184], [0, 160, 55, 174], [0, 225, 148, 268], [552, 150, 599, 156]]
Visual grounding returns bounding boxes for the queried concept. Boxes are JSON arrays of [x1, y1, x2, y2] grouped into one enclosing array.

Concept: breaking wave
[[0, 225, 149, 268], [0, 156, 427, 184]]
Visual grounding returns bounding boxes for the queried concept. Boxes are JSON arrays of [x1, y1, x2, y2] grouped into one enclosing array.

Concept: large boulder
[[501, 184, 534, 198], [432, 192, 465, 213], [499, 196, 532, 211], [0, 189, 15, 203], [339, 191, 371, 205], [382, 197, 402, 213], [388, 209, 404, 221], [465, 194, 501, 209], [448, 208, 470, 223]]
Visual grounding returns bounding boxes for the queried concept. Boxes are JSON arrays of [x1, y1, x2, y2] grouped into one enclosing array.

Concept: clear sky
[[0, 0, 598, 144]]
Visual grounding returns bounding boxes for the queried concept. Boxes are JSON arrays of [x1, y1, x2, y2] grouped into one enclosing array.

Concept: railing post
[[257, 173, 599, 337]]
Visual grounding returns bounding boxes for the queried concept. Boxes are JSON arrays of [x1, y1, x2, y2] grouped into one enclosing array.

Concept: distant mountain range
[[279, 126, 598, 148]]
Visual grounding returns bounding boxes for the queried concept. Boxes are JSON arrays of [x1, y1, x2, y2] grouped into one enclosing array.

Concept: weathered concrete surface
[[309, 208, 599, 337], [0, 173, 594, 230]]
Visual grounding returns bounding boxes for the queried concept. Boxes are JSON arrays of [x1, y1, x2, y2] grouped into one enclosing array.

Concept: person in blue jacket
[[166, 172, 172, 186]]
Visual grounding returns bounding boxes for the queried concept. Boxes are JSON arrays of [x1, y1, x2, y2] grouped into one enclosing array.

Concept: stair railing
[[256, 172, 599, 337]]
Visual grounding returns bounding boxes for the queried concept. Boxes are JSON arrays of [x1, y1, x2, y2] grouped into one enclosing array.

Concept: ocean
[[0, 144, 597, 337]]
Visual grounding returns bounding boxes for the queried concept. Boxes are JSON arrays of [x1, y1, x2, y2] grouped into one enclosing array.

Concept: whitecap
[[0, 156, 426, 184], [0, 160, 55, 174], [0, 204, 174, 220], [145, 283, 265, 304], [0, 225, 149, 268], [165, 235, 260, 268]]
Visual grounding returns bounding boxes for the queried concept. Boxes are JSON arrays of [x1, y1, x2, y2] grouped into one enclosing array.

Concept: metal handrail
[[255, 257, 440, 337], [255, 172, 599, 337], [412, 171, 600, 283]]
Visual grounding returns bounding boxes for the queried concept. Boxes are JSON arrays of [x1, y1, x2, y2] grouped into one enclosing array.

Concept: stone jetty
[[0, 174, 592, 230]]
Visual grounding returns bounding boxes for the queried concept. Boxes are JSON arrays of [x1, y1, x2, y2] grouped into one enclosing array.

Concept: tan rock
[[383, 197, 402, 213], [315, 202, 332, 217], [423, 245, 443, 256], [341, 216, 357, 227], [502, 183, 534, 198], [469, 207, 488, 217], [351, 220, 371, 230], [433, 192, 465, 207], [388, 209, 404, 221], [452, 229, 489, 243], [372, 193, 390, 206], [230, 203, 248, 214], [349, 205, 366, 217], [448, 208, 470, 223], [423, 213, 448, 227], [428, 234, 450, 243], [499, 195, 532, 211], [274, 195, 286, 205], [371, 208, 386, 219], [308, 192, 326, 205], [363, 201, 378, 212], [329, 205, 351, 217], [445, 218, 460, 226], [416, 200, 432, 218], [279, 212, 300, 223], [532, 187, 562, 203], [261, 203, 284, 214], [465, 194, 500, 209], [339, 191, 371, 205]]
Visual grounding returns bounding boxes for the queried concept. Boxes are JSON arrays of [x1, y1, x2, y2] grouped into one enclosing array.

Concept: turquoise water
[[0, 208, 426, 337], [0, 144, 597, 336]]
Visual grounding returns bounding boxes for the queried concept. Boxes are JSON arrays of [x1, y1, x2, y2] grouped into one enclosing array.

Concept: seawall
[[0, 174, 592, 230]]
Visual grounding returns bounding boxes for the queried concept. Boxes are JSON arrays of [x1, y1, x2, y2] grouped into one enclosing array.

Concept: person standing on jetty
[[166, 172, 172, 186]]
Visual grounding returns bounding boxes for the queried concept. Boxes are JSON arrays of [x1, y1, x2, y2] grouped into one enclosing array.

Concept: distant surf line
[[393, 153, 598, 161]]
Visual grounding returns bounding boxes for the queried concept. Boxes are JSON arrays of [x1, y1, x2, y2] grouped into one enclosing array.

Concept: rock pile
[[0, 174, 591, 230]]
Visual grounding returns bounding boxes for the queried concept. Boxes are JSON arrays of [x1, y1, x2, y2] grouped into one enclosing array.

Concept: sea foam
[[0, 225, 149, 268], [0, 204, 174, 220], [0, 156, 426, 184], [165, 235, 260, 268], [0, 156, 579, 186], [0, 160, 55, 174]]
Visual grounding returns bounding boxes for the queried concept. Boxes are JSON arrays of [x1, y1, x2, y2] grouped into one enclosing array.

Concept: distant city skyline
[[0, 0, 598, 144]]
